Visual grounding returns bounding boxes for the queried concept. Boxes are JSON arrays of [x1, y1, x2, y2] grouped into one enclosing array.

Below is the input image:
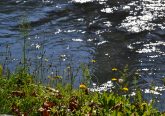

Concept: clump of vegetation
[[0, 65, 164, 116], [0, 17, 164, 115]]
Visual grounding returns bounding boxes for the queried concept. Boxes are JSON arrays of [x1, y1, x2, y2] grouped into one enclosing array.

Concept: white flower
[[118, 79, 124, 84]]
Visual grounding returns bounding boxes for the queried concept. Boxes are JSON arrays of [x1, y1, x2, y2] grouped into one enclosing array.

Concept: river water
[[0, 0, 165, 111]]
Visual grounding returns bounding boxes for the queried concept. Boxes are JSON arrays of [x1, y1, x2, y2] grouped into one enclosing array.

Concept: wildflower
[[107, 81, 113, 88], [122, 87, 128, 91], [112, 67, 117, 71], [91, 59, 96, 63], [111, 77, 117, 81], [130, 92, 136, 96], [118, 78, 124, 84], [79, 83, 87, 89]]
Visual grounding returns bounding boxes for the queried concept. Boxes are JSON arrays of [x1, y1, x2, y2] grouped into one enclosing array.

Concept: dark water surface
[[0, 0, 165, 111]]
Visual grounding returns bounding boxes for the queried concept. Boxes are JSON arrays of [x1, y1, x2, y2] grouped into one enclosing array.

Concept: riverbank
[[0, 65, 164, 116]]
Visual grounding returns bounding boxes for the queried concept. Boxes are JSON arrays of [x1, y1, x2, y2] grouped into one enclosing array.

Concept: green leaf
[[0, 64, 3, 76]]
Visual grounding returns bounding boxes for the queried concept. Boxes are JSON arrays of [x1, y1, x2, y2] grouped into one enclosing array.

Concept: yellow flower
[[112, 68, 117, 71], [122, 87, 128, 91], [79, 83, 87, 89], [91, 60, 96, 63], [111, 78, 118, 81]]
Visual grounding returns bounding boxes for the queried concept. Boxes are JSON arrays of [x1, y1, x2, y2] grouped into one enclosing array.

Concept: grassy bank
[[0, 65, 164, 116], [0, 18, 164, 116]]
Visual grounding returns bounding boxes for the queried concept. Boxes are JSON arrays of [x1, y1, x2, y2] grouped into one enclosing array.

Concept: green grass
[[0, 18, 164, 115], [0, 66, 164, 116]]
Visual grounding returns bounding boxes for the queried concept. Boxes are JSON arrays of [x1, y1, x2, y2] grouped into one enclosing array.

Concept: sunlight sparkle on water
[[97, 41, 108, 45], [72, 0, 94, 3], [72, 38, 83, 42], [101, 8, 113, 13], [119, 0, 165, 33]]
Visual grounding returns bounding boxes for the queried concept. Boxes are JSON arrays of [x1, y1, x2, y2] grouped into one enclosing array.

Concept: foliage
[[0, 69, 163, 116]]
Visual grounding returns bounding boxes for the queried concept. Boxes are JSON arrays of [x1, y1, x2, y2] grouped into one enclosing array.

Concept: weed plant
[[0, 17, 164, 116], [0, 64, 164, 116]]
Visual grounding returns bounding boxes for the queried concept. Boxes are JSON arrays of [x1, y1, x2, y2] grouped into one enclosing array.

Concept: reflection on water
[[119, 0, 165, 32], [0, 0, 165, 111]]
